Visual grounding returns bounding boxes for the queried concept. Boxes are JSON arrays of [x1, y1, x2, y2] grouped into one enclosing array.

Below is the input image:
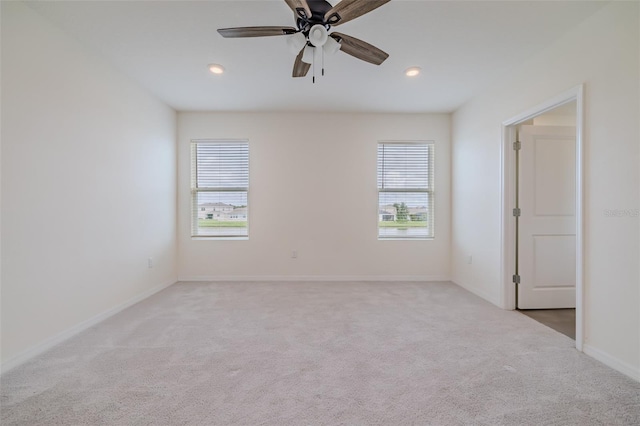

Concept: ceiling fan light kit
[[217, 0, 391, 82]]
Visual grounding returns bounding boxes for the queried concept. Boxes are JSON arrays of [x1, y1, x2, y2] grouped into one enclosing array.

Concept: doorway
[[501, 86, 584, 350]]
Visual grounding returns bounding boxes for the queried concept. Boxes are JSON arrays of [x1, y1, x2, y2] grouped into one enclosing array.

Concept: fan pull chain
[[312, 48, 315, 84], [322, 48, 325, 76]]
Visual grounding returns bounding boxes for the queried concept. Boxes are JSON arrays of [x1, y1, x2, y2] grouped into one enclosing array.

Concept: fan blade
[[324, 0, 390, 26], [284, 0, 312, 20], [218, 26, 297, 38], [292, 47, 311, 77], [330, 32, 389, 65]]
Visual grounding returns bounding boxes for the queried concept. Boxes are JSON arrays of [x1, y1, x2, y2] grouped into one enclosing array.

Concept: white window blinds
[[191, 141, 249, 238], [377, 142, 434, 239]]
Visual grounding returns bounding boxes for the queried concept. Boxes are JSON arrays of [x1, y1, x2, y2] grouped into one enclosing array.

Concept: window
[[191, 140, 249, 238], [377, 141, 434, 239]]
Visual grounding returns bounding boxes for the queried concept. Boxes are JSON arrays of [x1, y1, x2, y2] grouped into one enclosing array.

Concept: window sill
[[378, 237, 434, 241], [191, 236, 249, 241]]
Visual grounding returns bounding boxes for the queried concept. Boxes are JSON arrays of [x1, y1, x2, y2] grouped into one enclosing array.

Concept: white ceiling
[[26, 0, 606, 113]]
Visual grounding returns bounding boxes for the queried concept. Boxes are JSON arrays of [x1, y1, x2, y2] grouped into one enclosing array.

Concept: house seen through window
[[191, 140, 249, 238], [378, 141, 434, 239]]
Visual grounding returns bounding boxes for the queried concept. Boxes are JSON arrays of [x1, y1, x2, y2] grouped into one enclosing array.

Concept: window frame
[[190, 139, 249, 239], [377, 140, 435, 240]]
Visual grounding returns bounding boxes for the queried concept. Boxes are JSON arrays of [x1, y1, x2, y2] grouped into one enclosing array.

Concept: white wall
[[451, 2, 639, 377], [178, 112, 450, 281], [1, 2, 178, 367]]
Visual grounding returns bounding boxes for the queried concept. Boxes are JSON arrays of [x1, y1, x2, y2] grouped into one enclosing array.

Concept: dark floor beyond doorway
[[518, 308, 576, 340]]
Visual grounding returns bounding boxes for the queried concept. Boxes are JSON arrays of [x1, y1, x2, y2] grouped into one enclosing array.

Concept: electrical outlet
[[292, 250, 298, 259], [467, 255, 473, 265], [148, 257, 154, 268]]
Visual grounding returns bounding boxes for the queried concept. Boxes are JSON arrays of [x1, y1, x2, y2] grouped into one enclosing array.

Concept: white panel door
[[518, 125, 576, 309]]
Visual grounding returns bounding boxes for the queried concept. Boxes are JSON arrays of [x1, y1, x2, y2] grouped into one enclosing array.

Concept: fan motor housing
[[297, 0, 334, 29]]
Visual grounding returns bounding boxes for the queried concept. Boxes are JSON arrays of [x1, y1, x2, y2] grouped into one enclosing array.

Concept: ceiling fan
[[217, 0, 390, 81]]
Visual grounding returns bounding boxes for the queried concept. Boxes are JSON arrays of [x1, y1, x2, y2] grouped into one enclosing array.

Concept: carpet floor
[[1, 281, 639, 425]]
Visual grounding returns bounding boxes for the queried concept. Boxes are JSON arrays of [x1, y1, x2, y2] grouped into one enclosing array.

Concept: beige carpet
[[1, 281, 639, 425]]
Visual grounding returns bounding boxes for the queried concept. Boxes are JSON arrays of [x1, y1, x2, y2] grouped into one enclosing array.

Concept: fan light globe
[[287, 32, 307, 54], [208, 64, 225, 74], [323, 36, 341, 55], [301, 45, 315, 64], [308, 24, 328, 47]]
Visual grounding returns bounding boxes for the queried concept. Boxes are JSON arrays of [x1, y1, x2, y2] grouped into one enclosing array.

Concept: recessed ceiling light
[[208, 64, 225, 75], [405, 67, 421, 77]]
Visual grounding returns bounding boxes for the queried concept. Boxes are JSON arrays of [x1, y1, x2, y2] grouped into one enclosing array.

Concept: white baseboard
[[1, 279, 176, 375], [450, 279, 501, 307], [583, 344, 640, 382], [177, 275, 451, 282]]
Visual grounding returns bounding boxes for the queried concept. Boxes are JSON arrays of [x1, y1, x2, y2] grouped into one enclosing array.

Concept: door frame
[[500, 85, 584, 351]]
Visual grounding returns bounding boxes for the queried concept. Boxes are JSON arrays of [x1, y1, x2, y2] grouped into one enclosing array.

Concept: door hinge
[[512, 274, 521, 284], [513, 141, 522, 151], [512, 208, 521, 217]]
